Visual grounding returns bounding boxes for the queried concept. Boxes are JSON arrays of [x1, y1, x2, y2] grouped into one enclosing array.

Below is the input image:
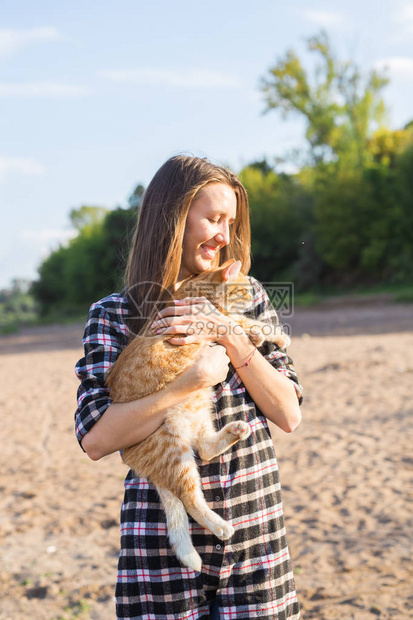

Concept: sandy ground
[[0, 298, 412, 619]]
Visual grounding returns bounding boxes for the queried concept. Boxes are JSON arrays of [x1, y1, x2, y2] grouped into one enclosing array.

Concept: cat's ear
[[222, 259, 242, 282]]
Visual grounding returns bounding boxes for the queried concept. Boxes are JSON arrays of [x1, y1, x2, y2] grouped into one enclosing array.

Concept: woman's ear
[[222, 259, 242, 281]]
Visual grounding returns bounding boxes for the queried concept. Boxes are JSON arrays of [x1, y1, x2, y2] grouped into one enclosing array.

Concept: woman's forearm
[[81, 344, 231, 461], [223, 330, 302, 433], [81, 370, 200, 460]]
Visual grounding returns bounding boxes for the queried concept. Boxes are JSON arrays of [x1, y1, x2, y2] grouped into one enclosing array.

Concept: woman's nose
[[214, 223, 230, 245]]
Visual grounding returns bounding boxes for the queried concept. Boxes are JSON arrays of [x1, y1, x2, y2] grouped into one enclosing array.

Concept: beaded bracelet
[[234, 347, 256, 370]]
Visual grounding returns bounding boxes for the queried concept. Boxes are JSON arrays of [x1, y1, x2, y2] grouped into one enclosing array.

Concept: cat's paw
[[180, 549, 203, 573], [276, 332, 291, 349], [220, 521, 235, 540], [247, 327, 265, 347], [226, 421, 251, 442], [212, 520, 235, 540]]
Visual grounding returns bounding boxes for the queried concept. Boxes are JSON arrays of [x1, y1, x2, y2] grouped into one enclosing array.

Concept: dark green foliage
[[393, 145, 413, 281], [31, 206, 137, 317], [243, 155, 413, 292], [31, 247, 69, 311], [240, 166, 316, 286], [313, 167, 393, 279]]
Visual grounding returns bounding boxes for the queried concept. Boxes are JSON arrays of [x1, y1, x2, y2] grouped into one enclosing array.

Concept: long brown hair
[[124, 155, 251, 337]]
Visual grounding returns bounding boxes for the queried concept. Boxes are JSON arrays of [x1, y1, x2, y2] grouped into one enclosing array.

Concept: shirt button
[[215, 496, 221, 502], [216, 544, 221, 551]]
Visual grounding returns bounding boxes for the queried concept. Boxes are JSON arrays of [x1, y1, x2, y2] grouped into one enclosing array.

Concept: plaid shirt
[[75, 277, 303, 620]]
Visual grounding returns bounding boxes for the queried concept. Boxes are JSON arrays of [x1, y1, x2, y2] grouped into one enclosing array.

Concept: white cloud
[[303, 9, 347, 27], [0, 82, 89, 98], [0, 156, 46, 181], [0, 27, 61, 57], [399, 1, 413, 30], [375, 57, 413, 79], [390, 2, 413, 40], [98, 68, 243, 89]]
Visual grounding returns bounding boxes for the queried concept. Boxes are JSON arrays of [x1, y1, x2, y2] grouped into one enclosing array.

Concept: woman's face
[[179, 182, 237, 280]]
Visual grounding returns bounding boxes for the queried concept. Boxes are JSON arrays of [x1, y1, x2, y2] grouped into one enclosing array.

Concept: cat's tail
[[156, 486, 202, 573]]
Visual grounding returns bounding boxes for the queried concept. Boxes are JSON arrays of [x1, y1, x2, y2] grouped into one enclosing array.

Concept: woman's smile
[[200, 243, 219, 259]]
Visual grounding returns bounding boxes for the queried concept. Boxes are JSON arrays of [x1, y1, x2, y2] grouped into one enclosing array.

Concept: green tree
[[368, 123, 413, 168], [313, 164, 407, 283], [261, 31, 389, 168], [393, 143, 413, 281], [32, 205, 138, 316], [240, 165, 315, 287], [69, 205, 108, 231], [31, 246, 69, 314]]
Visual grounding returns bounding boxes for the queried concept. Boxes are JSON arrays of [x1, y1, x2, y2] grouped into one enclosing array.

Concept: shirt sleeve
[[74, 302, 128, 449], [248, 277, 303, 405]]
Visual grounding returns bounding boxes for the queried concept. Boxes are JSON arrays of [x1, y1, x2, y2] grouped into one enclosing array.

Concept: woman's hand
[[176, 344, 231, 390], [150, 297, 243, 346]]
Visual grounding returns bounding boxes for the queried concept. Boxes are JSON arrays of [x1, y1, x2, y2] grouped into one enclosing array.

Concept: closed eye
[[208, 218, 235, 225]]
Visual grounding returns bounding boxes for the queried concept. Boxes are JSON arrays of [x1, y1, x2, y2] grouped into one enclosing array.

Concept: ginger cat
[[105, 259, 290, 572]]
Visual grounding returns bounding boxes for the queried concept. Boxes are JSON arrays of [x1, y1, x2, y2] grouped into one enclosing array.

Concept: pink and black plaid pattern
[[75, 277, 303, 619]]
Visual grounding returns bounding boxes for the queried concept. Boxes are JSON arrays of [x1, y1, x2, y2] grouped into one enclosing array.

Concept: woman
[[75, 155, 303, 619]]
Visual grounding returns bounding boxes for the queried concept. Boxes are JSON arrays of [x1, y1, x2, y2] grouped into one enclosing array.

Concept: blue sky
[[1, 0, 413, 289]]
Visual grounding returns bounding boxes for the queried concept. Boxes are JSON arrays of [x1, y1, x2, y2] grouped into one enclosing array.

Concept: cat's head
[[177, 259, 253, 315]]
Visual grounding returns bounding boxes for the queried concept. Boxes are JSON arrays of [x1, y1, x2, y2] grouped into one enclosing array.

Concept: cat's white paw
[[277, 333, 291, 349], [220, 521, 235, 540], [180, 549, 202, 573], [226, 421, 251, 441], [208, 519, 234, 540]]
